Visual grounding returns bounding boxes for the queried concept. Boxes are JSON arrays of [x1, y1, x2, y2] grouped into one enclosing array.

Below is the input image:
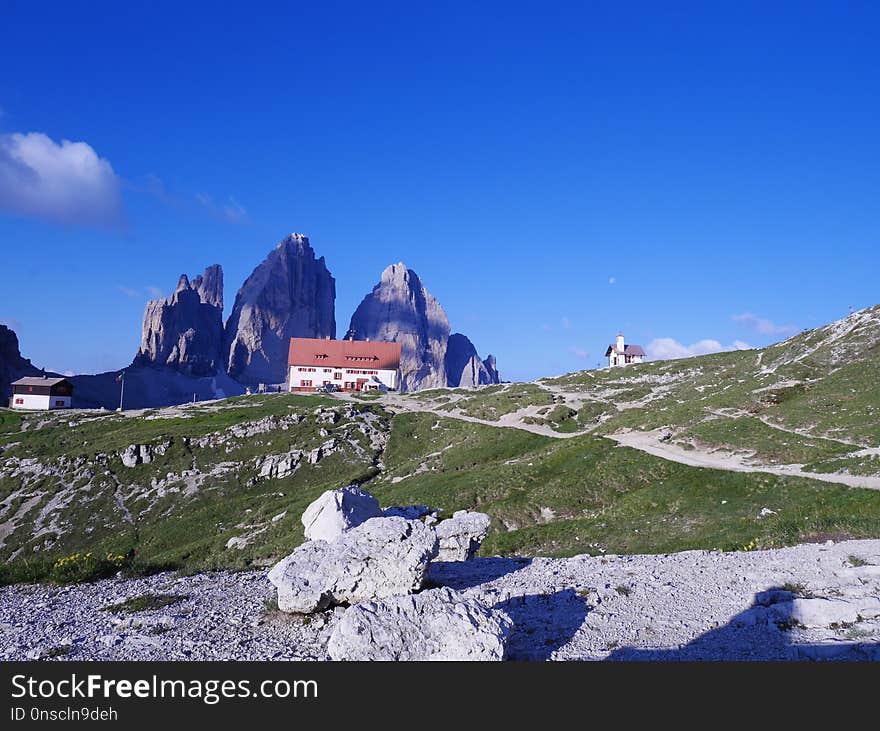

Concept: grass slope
[[408, 305, 880, 476], [371, 413, 880, 557], [2, 304, 880, 584]]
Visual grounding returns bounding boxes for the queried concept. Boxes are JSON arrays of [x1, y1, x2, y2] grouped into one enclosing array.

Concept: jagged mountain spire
[[348, 262, 499, 391], [133, 264, 225, 377], [223, 234, 336, 385]]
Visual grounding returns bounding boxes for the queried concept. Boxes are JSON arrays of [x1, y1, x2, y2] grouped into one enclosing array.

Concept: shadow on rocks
[[425, 558, 590, 660], [426, 556, 533, 591], [605, 587, 880, 662], [497, 589, 591, 661]]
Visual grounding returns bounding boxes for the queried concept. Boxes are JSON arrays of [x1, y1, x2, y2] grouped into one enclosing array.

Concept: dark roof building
[[10, 376, 73, 409], [605, 333, 646, 367]]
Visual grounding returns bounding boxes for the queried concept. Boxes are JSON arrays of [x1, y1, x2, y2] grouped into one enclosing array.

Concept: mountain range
[[1, 233, 500, 408]]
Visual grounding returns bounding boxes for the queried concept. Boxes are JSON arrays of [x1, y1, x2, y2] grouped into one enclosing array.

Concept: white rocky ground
[[2, 539, 878, 661]]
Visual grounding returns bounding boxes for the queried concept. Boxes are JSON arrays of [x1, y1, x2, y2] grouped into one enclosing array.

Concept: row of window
[[12, 398, 66, 406], [298, 379, 368, 390], [296, 367, 381, 375], [306, 354, 378, 362]]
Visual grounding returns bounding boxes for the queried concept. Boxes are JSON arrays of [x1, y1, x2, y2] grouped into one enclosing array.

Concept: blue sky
[[1, 1, 878, 381]]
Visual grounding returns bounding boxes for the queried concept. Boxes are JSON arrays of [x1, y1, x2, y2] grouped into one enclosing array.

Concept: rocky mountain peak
[[349, 262, 449, 391], [133, 265, 225, 377], [445, 333, 501, 388], [349, 262, 499, 391], [279, 232, 311, 249], [0, 323, 40, 399], [223, 234, 336, 385], [191, 264, 223, 309]]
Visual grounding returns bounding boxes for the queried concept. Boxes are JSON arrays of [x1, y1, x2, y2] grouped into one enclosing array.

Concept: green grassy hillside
[[3, 381, 880, 584], [2, 305, 878, 584], [410, 305, 880, 477]]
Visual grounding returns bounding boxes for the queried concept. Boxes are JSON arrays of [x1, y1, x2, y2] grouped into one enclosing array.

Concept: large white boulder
[[328, 587, 512, 661], [435, 510, 491, 561], [268, 517, 438, 614], [301, 485, 382, 542]]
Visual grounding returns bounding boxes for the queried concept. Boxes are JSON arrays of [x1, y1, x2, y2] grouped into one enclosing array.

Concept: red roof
[[288, 338, 401, 370]]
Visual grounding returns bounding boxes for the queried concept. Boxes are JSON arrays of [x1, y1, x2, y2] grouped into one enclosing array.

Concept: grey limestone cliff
[[348, 263, 499, 391], [0, 324, 40, 399], [445, 333, 500, 388], [223, 234, 336, 385], [133, 265, 224, 377]]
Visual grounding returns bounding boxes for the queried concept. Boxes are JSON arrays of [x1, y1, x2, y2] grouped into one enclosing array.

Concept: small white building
[[10, 376, 74, 410], [605, 333, 645, 367], [288, 337, 402, 392]]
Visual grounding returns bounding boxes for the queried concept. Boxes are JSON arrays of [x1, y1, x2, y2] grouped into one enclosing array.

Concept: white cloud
[[140, 175, 249, 225], [117, 285, 166, 300], [0, 131, 124, 228], [116, 285, 141, 298], [732, 312, 797, 336], [568, 346, 589, 359], [561, 316, 572, 329], [195, 192, 248, 224], [646, 337, 751, 361], [608, 276, 616, 285]]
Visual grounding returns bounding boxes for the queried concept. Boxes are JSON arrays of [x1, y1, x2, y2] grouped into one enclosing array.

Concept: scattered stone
[[257, 451, 302, 480], [121, 445, 140, 468], [327, 588, 512, 661]]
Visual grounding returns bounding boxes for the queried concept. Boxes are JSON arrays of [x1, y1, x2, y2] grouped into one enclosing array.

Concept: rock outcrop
[[327, 588, 512, 661], [445, 333, 499, 388], [348, 263, 500, 391], [133, 265, 224, 377], [223, 234, 335, 385], [267, 517, 438, 613], [483, 354, 500, 384], [348, 263, 449, 391], [435, 510, 491, 561], [301, 485, 382, 542], [0, 324, 39, 400]]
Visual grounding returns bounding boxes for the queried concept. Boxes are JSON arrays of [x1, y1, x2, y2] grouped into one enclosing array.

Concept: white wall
[[289, 365, 398, 391], [11, 394, 71, 410]]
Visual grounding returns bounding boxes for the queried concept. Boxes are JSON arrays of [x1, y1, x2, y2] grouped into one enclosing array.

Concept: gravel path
[[2, 539, 878, 661], [610, 429, 880, 491], [334, 392, 880, 490]]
